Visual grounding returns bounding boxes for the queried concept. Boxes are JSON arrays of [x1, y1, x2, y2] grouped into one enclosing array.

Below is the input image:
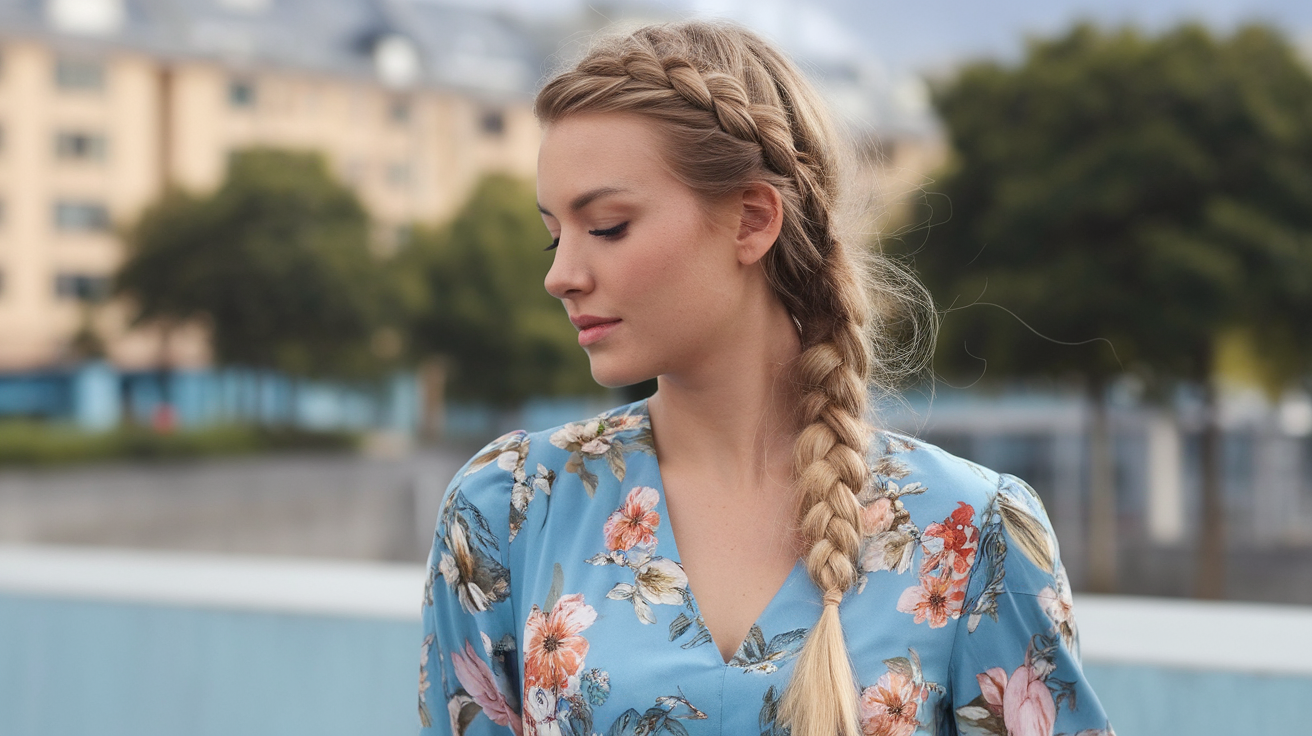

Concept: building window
[[342, 159, 366, 186], [385, 162, 410, 188], [55, 273, 112, 302], [388, 97, 411, 124], [229, 79, 256, 108], [479, 109, 505, 137], [55, 57, 105, 91], [56, 131, 108, 161], [54, 200, 111, 231]]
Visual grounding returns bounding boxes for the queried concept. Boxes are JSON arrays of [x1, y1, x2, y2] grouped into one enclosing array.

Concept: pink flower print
[[604, 486, 661, 551], [451, 640, 523, 735], [976, 667, 1009, 718], [523, 593, 597, 692], [862, 497, 895, 535], [896, 571, 966, 628], [977, 664, 1057, 736], [1038, 567, 1079, 652], [859, 670, 921, 736], [1006, 663, 1057, 736]]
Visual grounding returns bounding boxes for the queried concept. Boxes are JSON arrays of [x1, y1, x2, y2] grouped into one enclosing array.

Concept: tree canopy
[[117, 148, 392, 379], [907, 22, 1312, 389], [393, 174, 600, 407]]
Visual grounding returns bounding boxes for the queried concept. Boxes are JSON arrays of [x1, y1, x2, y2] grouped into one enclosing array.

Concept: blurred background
[[1, 0, 1311, 734]]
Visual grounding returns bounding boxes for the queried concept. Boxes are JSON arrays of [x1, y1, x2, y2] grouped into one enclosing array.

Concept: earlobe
[[737, 183, 785, 266]]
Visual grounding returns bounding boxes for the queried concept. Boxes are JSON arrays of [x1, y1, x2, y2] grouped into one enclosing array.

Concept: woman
[[420, 20, 1112, 736]]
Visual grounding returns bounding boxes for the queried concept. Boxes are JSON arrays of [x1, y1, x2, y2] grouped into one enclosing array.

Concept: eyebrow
[[537, 186, 629, 217]]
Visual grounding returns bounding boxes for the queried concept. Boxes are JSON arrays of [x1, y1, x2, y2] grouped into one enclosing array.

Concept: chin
[[586, 351, 655, 390]]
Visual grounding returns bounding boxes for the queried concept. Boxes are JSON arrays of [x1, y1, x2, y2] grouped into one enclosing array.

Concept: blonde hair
[[536, 20, 934, 736]]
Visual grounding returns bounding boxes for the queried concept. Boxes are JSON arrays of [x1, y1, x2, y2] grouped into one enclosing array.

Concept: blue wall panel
[[4, 591, 1310, 736], [1084, 662, 1310, 736], [0, 594, 420, 736]]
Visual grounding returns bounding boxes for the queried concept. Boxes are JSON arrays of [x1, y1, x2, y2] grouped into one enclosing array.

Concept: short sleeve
[[420, 432, 526, 735], [948, 473, 1114, 736]]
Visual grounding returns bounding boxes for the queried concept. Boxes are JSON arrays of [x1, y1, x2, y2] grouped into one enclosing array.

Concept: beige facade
[[0, 37, 539, 371]]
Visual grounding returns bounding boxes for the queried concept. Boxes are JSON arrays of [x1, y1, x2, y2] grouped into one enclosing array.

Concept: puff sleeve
[[948, 473, 1114, 736], [420, 432, 527, 735]]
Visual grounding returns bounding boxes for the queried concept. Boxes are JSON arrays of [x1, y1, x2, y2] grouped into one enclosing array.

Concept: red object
[[152, 404, 177, 434]]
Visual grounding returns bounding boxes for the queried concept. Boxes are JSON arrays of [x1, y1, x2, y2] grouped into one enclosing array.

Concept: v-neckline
[[635, 398, 807, 667]]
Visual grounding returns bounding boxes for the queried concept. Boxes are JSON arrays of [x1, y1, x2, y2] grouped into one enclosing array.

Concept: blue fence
[[0, 362, 421, 434]]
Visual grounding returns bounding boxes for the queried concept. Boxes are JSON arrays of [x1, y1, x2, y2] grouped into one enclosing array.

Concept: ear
[[735, 182, 784, 266]]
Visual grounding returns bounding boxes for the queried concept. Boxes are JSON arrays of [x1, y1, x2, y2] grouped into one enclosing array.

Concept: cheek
[[623, 225, 733, 329]]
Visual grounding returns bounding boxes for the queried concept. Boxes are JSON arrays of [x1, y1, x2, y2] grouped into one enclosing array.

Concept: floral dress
[[420, 399, 1114, 736]]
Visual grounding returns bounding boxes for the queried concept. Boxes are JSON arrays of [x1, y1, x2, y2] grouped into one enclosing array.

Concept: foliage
[[906, 22, 1312, 387], [394, 174, 599, 406], [0, 422, 357, 466], [117, 148, 394, 379]]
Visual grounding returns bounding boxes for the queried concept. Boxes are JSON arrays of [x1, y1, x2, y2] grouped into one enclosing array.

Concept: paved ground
[[0, 448, 469, 565]]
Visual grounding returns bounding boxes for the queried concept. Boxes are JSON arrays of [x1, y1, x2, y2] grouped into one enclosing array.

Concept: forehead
[[536, 113, 676, 207]]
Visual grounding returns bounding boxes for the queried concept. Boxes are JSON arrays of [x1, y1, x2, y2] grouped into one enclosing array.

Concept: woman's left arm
[[948, 474, 1115, 736]]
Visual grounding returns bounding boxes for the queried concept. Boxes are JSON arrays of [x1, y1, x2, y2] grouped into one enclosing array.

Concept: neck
[[645, 298, 803, 501]]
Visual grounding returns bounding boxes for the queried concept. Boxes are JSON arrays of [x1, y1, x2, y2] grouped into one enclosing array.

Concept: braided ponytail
[[536, 20, 933, 736]]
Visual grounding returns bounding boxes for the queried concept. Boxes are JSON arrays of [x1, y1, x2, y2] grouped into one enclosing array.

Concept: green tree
[[118, 149, 393, 382], [906, 23, 1312, 596], [394, 174, 599, 407]]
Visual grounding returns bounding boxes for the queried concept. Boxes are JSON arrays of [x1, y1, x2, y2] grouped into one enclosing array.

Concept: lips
[[570, 314, 621, 347]]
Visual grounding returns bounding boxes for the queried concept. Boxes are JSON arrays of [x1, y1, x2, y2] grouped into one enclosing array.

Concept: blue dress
[[419, 399, 1113, 736]]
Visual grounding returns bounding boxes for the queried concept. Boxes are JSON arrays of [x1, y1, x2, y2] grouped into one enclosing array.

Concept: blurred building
[[562, 0, 948, 238], [0, 0, 542, 373]]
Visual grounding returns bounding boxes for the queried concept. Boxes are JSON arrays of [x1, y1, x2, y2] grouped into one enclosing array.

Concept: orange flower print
[[859, 670, 921, 736], [922, 501, 977, 576], [896, 571, 966, 628], [523, 593, 597, 692], [604, 486, 661, 551]]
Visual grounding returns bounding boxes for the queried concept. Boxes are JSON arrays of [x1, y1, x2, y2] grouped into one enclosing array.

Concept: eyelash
[[544, 221, 629, 251]]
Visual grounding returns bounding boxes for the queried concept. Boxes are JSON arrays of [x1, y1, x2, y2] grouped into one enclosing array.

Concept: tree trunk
[[1086, 378, 1118, 593], [1195, 377, 1226, 599], [419, 357, 449, 443]]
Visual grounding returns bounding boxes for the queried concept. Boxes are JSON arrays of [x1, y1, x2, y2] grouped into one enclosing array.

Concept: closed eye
[[588, 222, 628, 239], [544, 222, 627, 251]]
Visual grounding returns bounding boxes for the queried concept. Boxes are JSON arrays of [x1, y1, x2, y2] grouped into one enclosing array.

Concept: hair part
[[535, 20, 936, 736]]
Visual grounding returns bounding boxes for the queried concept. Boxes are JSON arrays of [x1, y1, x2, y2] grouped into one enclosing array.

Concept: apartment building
[[0, 0, 542, 372]]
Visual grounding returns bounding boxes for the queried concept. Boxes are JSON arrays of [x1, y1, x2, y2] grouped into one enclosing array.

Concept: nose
[[544, 236, 593, 300]]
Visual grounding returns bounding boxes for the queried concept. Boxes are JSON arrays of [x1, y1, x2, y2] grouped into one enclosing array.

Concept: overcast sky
[[415, 0, 1312, 76]]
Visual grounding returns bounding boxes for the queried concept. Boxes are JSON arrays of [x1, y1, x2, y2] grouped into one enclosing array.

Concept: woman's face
[[538, 112, 754, 388]]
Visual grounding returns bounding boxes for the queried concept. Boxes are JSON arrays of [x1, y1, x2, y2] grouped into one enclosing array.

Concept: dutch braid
[[537, 21, 931, 736]]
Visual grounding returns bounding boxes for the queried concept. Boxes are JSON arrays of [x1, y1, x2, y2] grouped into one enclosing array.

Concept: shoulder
[[861, 429, 1065, 595], [443, 399, 653, 533], [865, 429, 1002, 520]]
